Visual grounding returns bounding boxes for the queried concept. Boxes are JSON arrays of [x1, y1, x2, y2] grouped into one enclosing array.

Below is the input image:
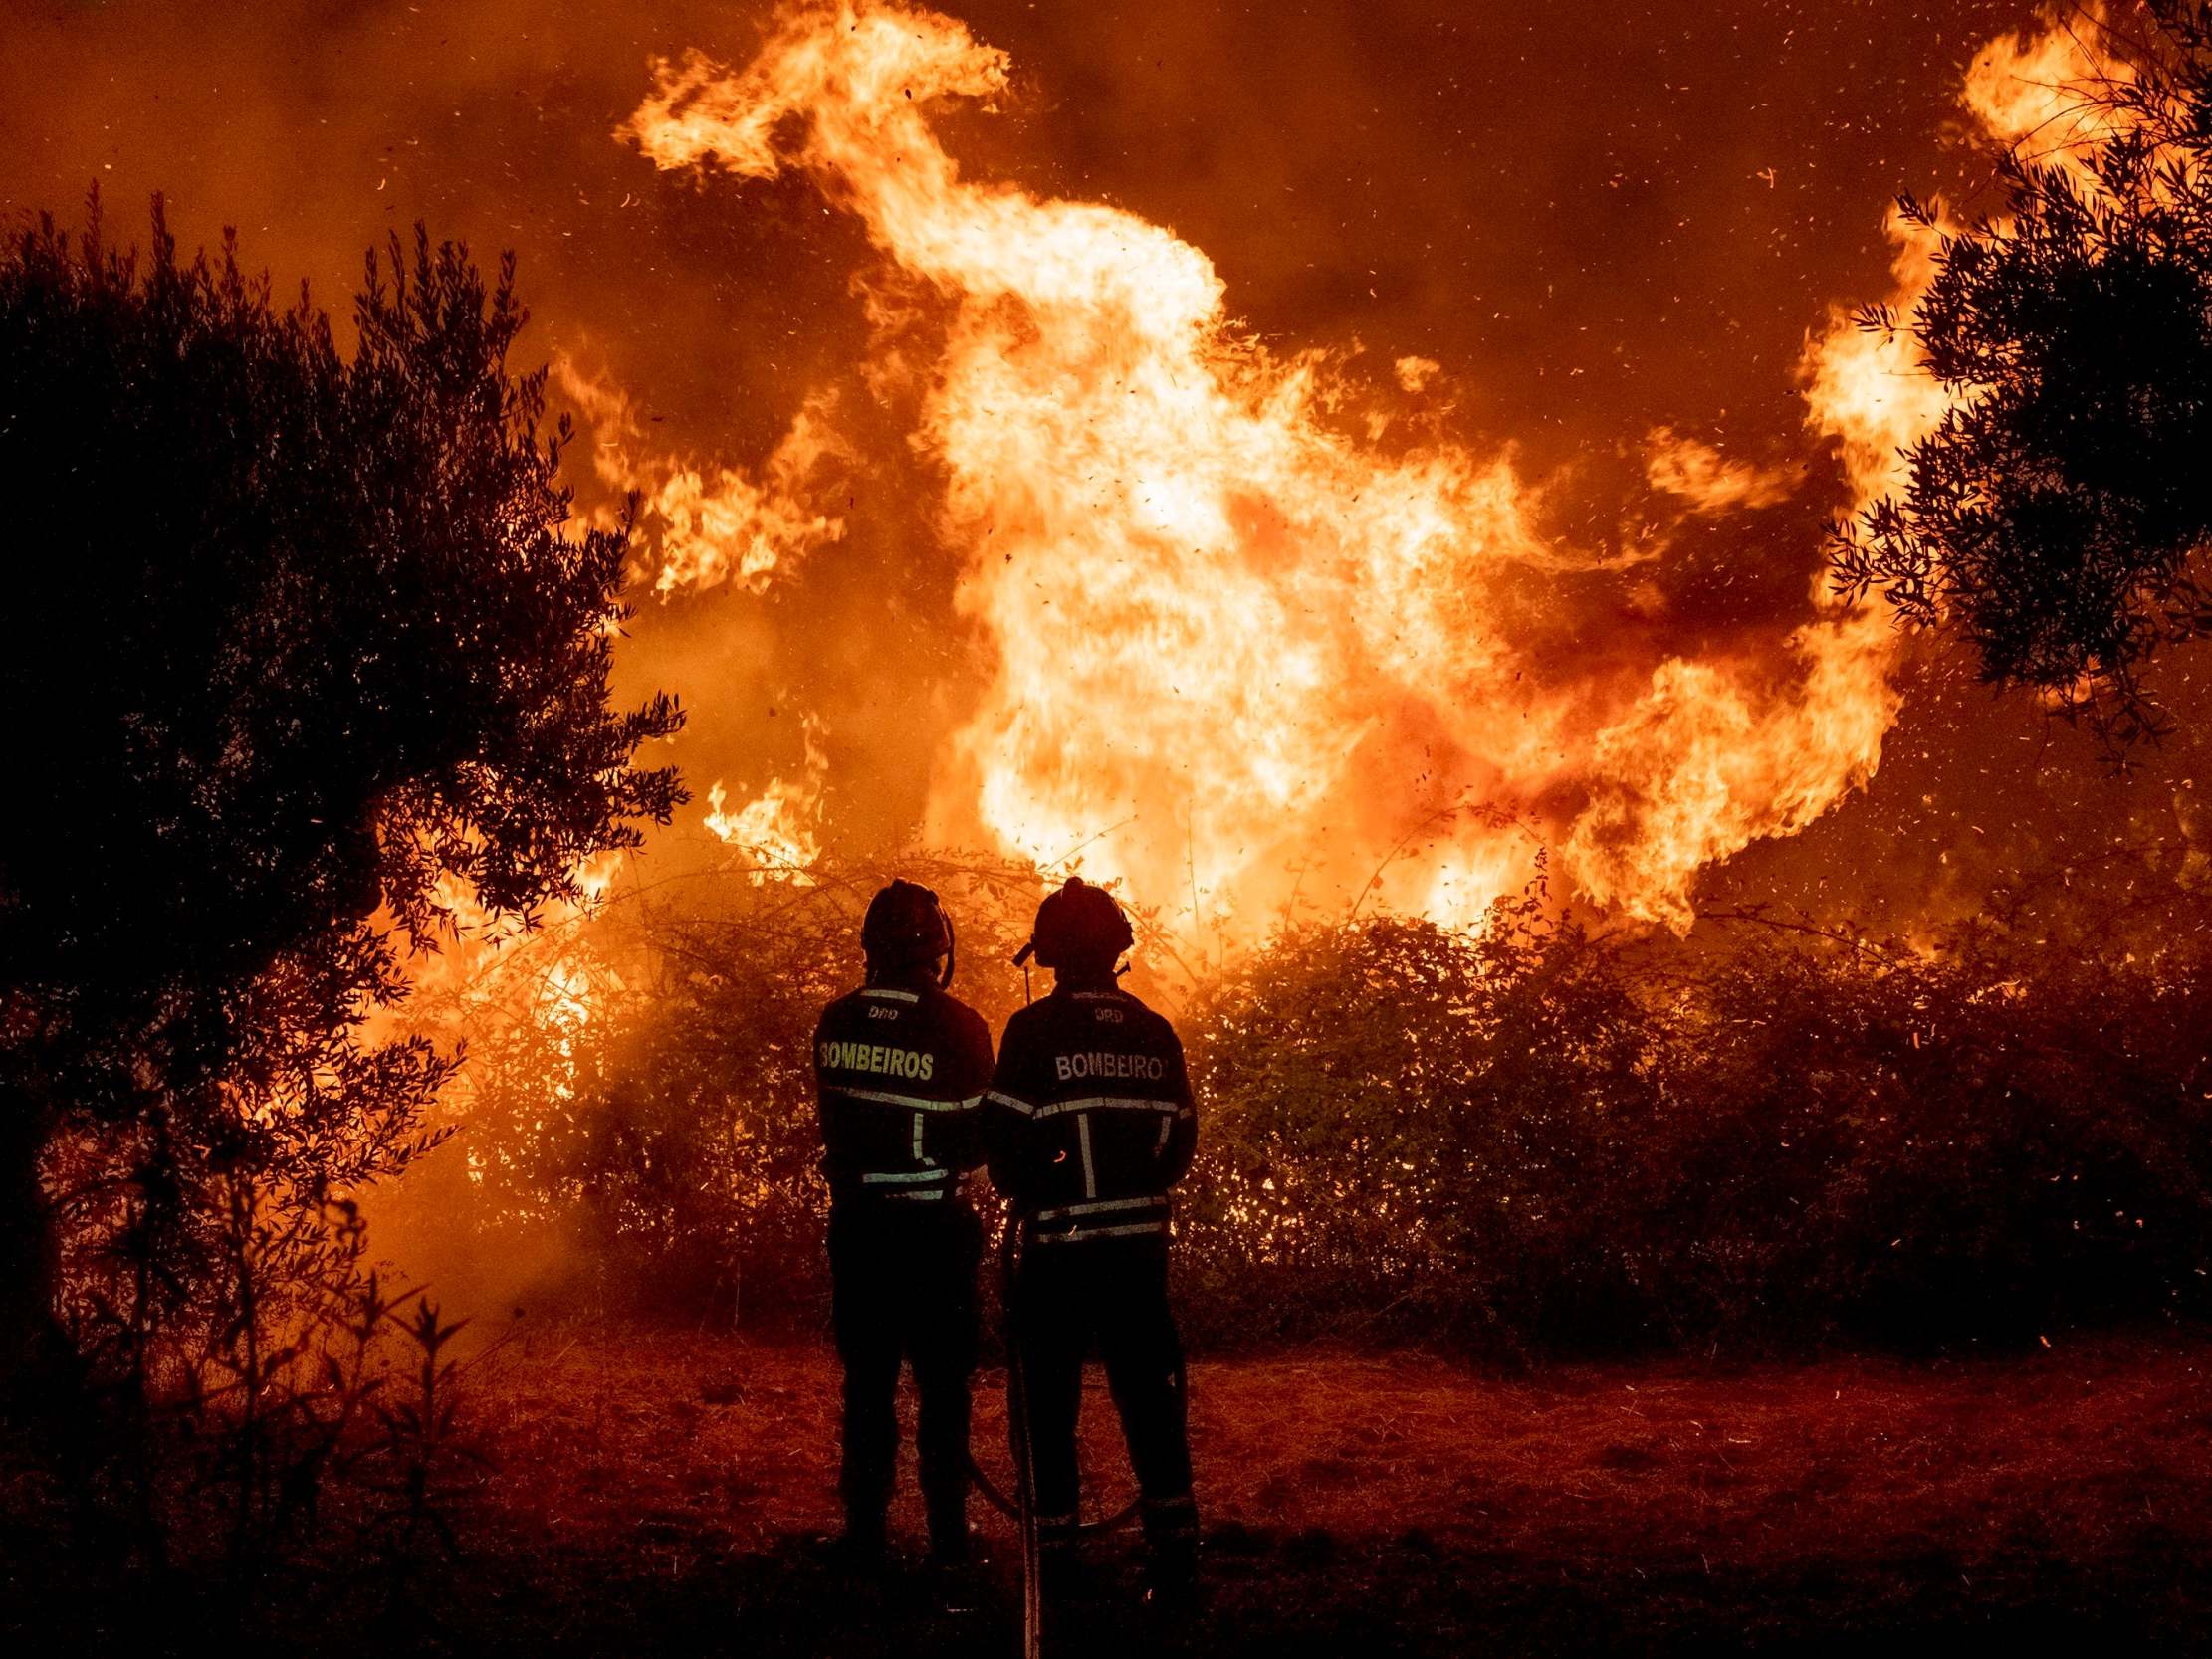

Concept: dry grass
[[415, 1321, 2212, 1655]]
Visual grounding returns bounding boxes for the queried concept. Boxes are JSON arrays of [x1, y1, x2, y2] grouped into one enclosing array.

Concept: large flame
[[614, 0, 2097, 938], [1963, 11, 2135, 172]]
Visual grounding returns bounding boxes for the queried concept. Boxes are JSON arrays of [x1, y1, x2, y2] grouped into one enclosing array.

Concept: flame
[[1795, 7, 2125, 518], [554, 358, 848, 596], [703, 716, 827, 880], [615, 2, 2108, 938], [571, 848, 627, 907], [1394, 356, 1441, 395], [1963, 11, 2132, 171], [1644, 427, 1793, 518], [1800, 209, 1952, 506], [1555, 9, 2133, 925], [1584, 205, 1966, 926]]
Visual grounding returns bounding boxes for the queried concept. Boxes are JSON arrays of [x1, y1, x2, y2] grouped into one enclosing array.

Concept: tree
[[0, 198, 683, 1408], [1831, 2, 2212, 751]]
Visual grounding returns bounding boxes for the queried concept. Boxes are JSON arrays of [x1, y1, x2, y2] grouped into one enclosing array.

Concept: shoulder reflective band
[[860, 987, 921, 1002], [829, 1086, 983, 1112]]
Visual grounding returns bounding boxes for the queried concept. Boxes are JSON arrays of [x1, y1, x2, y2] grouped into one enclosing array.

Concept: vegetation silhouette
[[431, 844, 2212, 1358], [0, 194, 682, 1561], [1831, 0, 2212, 753]]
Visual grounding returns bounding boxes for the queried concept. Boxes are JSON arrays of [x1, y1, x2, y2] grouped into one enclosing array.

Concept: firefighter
[[986, 877, 1200, 1598], [813, 879, 995, 1568]]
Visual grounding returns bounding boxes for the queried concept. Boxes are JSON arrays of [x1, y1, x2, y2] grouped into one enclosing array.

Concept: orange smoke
[[610, 1, 2085, 938]]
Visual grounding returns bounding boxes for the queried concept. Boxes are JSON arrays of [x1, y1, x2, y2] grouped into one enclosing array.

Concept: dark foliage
[[435, 846, 2212, 1357], [0, 194, 680, 1555], [1182, 882, 2212, 1353], [1831, 1, 2212, 750]]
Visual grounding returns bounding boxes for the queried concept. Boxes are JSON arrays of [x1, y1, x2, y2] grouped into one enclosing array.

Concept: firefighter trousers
[[827, 1199, 981, 1540], [1010, 1234, 1197, 1554]]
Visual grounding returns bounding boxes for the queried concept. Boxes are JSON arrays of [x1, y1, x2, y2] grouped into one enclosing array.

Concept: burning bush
[[1187, 868, 2212, 1351], [399, 849, 1047, 1324], [421, 845, 2212, 1357]]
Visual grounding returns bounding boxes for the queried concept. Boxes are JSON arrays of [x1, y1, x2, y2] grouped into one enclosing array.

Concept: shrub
[[420, 849, 2212, 1356]]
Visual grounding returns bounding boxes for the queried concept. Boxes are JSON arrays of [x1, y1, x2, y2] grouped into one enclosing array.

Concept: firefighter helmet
[[861, 879, 957, 987], [1018, 877, 1134, 972]]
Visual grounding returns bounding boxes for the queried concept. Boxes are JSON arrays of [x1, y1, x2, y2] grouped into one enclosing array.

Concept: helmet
[[1016, 877, 1134, 972], [861, 880, 956, 987]]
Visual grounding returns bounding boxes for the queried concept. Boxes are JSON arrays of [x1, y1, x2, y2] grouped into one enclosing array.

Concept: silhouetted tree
[[1831, 1, 2212, 751], [0, 198, 683, 1414]]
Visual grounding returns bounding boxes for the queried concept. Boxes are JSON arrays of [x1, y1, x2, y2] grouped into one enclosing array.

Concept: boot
[[1141, 1493, 1200, 1607], [926, 1497, 972, 1568], [832, 1507, 890, 1574]]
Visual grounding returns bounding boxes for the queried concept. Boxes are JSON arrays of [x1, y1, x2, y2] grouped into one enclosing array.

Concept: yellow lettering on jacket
[[818, 1041, 936, 1081], [1053, 1051, 1167, 1084]]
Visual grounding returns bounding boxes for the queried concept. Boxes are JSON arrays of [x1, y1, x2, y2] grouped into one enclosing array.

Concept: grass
[[11, 1321, 2211, 1654], [448, 1321, 2212, 1654]]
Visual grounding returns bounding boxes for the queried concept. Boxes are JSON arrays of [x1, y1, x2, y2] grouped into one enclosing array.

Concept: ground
[[8, 1323, 2209, 1653], [365, 1321, 2212, 1656]]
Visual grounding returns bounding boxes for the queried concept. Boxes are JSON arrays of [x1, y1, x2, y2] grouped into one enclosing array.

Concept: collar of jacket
[[866, 964, 939, 993], [1052, 969, 1121, 995]]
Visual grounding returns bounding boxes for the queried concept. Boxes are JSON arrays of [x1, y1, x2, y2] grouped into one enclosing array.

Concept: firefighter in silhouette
[[813, 880, 995, 1567], [986, 877, 1200, 1597]]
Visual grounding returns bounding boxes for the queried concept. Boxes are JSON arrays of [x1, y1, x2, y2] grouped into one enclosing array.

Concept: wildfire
[[554, 358, 849, 597], [608, 0, 2106, 938], [1963, 12, 2135, 172], [703, 717, 828, 881]]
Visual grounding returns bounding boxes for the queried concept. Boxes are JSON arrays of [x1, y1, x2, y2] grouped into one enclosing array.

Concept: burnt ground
[[14, 1324, 2212, 1655]]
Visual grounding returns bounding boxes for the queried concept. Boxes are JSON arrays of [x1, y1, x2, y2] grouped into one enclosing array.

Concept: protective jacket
[[983, 982, 1197, 1244], [813, 971, 995, 1551], [814, 979, 994, 1206], [986, 975, 1202, 1575]]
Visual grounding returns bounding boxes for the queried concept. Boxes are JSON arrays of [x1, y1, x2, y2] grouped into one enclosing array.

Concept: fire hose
[[962, 1453, 1144, 1539], [965, 1218, 1143, 1659]]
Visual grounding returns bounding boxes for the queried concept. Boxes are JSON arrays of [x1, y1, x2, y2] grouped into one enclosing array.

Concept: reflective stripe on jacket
[[814, 981, 995, 1207], [984, 985, 1197, 1244]]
